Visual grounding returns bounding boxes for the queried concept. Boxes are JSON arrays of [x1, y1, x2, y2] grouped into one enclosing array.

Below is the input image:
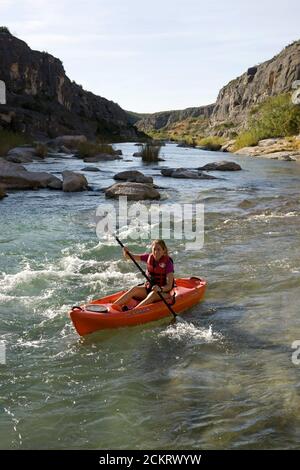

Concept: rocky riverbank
[[224, 136, 300, 161]]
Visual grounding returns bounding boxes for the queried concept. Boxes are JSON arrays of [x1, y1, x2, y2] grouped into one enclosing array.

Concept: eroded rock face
[[62, 171, 88, 192], [0, 30, 141, 140], [0, 159, 62, 189], [105, 182, 160, 200], [211, 40, 300, 126], [198, 161, 242, 171], [113, 170, 153, 184], [134, 105, 215, 134]]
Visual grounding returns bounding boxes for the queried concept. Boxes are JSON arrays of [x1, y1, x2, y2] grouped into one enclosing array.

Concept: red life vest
[[146, 254, 173, 288]]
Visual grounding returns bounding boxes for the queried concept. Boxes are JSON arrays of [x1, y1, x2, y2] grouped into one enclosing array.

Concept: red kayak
[[70, 277, 206, 336]]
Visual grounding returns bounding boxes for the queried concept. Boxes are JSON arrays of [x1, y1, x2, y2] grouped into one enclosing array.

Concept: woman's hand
[[152, 285, 162, 293], [123, 248, 130, 259]]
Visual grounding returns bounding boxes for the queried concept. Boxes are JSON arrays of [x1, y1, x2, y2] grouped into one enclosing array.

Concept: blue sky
[[2, 0, 300, 113]]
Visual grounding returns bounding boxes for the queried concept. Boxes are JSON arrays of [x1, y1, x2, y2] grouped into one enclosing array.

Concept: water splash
[[159, 322, 223, 344]]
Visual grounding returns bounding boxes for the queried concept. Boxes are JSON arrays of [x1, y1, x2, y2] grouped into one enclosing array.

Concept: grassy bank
[[0, 130, 31, 157]]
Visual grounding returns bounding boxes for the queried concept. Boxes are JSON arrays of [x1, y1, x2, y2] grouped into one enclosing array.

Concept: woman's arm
[[161, 273, 174, 293], [123, 248, 144, 262]]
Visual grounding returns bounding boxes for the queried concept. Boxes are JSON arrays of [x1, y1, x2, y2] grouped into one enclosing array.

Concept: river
[[0, 143, 300, 449]]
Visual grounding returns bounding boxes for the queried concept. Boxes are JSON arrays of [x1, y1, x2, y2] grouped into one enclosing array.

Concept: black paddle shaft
[[114, 235, 177, 318]]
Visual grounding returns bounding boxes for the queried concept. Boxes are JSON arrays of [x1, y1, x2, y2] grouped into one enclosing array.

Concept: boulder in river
[[62, 171, 88, 192], [161, 168, 217, 179], [198, 161, 242, 171], [83, 153, 122, 162], [0, 159, 62, 189], [5, 146, 40, 163], [81, 166, 101, 172], [113, 170, 153, 184], [105, 182, 160, 200]]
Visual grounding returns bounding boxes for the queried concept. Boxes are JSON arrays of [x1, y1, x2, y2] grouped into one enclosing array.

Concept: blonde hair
[[151, 239, 169, 256]]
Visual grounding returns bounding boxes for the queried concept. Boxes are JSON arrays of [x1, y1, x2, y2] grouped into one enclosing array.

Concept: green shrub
[[198, 136, 225, 151], [234, 94, 300, 150], [233, 129, 263, 150], [254, 94, 300, 137], [0, 130, 31, 156]]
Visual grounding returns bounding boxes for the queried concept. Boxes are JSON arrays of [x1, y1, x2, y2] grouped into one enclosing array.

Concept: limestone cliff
[[0, 30, 140, 140], [133, 105, 215, 134], [211, 40, 300, 127]]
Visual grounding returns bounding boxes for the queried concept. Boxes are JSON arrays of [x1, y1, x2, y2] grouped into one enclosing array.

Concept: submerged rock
[[81, 166, 101, 172]]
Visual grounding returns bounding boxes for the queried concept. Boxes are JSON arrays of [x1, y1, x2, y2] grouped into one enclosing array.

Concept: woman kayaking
[[70, 237, 206, 335], [112, 239, 175, 311]]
